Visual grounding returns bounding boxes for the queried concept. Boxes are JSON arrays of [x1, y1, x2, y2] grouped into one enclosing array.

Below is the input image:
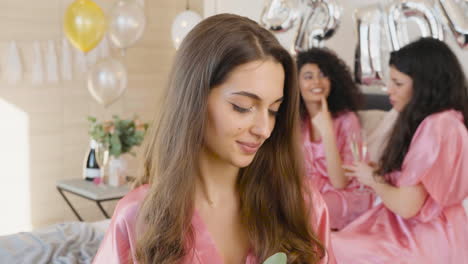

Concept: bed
[[0, 220, 110, 264]]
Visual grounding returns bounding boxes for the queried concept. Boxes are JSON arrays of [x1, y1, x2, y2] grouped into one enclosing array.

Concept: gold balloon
[[64, 0, 107, 53]]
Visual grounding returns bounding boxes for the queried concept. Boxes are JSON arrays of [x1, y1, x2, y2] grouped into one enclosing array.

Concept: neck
[[196, 147, 240, 209], [305, 101, 321, 117]]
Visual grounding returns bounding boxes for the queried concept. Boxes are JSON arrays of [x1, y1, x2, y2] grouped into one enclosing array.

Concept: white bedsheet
[[0, 220, 110, 264]]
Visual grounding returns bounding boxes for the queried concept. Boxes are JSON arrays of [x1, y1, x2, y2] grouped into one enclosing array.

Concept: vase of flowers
[[88, 115, 149, 186]]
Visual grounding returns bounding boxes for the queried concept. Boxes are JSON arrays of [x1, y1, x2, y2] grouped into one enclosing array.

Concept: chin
[[304, 97, 321, 104], [310, 94, 326, 101], [393, 104, 404, 112], [231, 155, 256, 168]]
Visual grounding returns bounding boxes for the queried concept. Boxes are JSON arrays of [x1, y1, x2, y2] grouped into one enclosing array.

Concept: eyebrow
[[231, 91, 283, 103], [302, 71, 323, 76]]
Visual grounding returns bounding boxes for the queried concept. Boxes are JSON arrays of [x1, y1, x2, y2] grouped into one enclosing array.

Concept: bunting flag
[[31, 41, 44, 85], [98, 35, 110, 59], [4, 41, 23, 84], [46, 40, 59, 82], [61, 38, 73, 81], [86, 45, 98, 66], [75, 48, 87, 74]]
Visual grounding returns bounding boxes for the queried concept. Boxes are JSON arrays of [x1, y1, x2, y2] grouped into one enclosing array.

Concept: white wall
[[204, 0, 468, 94], [0, 0, 203, 235]]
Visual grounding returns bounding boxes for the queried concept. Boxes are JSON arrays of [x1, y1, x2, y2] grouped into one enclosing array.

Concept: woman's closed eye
[[231, 103, 279, 117], [231, 103, 252, 113], [392, 79, 403, 87]]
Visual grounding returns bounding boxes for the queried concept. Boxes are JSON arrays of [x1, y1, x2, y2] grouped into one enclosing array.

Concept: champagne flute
[[95, 142, 109, 183], [349, 131, 368, 192]]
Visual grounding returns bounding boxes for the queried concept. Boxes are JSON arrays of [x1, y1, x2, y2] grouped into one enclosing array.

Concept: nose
[[251, 111, 273, 140], [311, 76, 320, 85], [387, 83, 395, 96]]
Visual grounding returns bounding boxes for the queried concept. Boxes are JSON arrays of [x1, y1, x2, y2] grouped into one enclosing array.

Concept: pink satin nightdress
[[302, 111, 376, 230], [332, 110, 468, 263], [93, 179, 336, 263]]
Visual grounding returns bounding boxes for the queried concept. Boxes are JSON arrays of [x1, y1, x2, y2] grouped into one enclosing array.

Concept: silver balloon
[[109, 0, 146, 50], [354, 5, 391, 86], [294, 0, 342, 52], [171, 10, 202, 50], [260, 0, 301, 32], [88, 58, 128, 108], [387, 0, 444, 51], [439, 0, 468, 49]]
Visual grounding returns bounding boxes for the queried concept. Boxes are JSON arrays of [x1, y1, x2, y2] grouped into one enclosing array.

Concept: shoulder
[[421, 110, 464, 126], [415, 110, 466, 139], [113, 184, 150, 223]]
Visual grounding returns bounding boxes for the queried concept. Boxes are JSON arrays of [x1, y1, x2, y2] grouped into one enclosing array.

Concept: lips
[[236, 141, 261, 154]]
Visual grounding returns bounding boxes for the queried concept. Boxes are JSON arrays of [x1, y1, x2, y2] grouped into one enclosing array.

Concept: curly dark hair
[[296, 48, 363, 119], [379, 37, 468, 175]]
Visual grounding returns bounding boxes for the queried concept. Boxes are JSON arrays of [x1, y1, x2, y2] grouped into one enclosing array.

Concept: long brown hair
[[134, 14, 325, 264]]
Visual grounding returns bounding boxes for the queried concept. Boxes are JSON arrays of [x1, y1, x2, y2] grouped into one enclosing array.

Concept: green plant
[[88, 115, 149, 158]]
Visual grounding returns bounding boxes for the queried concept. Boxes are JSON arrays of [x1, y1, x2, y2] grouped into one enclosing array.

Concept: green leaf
[[263, 253, 287, 264], [110, 132, 122, 157], [87, 115, 149, 157]]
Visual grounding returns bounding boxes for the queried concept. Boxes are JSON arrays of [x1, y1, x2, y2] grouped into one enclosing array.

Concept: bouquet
[[88, 115, 149, 158]]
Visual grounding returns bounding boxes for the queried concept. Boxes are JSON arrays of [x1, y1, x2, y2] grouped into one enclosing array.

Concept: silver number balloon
[[109, 0, 146, 51], [260, 0, 301, 32], [87, 58, 128, 108], [294, 0, 342, 52], [354, 5, 390, 86], [439, 0, 468, 49], [387, 0, 444, 51]]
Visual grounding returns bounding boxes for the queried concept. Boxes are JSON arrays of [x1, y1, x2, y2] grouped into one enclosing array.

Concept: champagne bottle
[[83, 139, 101, 181]]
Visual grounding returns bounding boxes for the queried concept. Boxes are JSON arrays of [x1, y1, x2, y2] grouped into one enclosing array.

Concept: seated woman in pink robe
[[296, 49, 375, 230], [337, 37, 468, 263], [93, 14, 335, 264]]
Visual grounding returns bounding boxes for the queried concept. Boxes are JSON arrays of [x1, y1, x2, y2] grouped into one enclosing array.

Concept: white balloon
[[171, 10, 202, 49], [109, 0, 146, 50], [87, 58, 128, 108]]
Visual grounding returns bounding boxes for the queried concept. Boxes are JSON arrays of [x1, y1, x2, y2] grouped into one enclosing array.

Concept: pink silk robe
[[93, 179, 336, 263], [302, 111, 375, 230], [332, 110, 468, 263]]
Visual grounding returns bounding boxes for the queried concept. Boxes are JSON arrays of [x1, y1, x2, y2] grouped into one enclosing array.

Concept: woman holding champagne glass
[[334, 37, 468, 263], [297, 48, 375, 231]]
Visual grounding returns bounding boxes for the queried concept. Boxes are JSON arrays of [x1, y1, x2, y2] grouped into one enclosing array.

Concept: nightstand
[[56, 179, 130, 221]]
